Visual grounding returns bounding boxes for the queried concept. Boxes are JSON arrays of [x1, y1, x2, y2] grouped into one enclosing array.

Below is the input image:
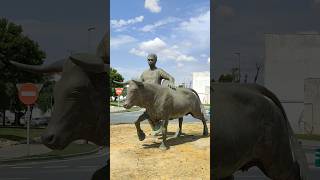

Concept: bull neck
[[139, 83, 158, 108]]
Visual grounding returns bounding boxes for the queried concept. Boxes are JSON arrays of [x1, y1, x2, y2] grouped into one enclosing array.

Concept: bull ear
[[96, 33, 109, 64], [70, 53, 105, 73]]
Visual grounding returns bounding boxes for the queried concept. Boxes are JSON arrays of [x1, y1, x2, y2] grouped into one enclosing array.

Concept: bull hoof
[[138, 132, 146, 141], [203, 131, 209, 136], [173, 132, 181, 138], [159, 143, 169, 150], [151, 129, 162, 136], [153, 122, 162, 131]]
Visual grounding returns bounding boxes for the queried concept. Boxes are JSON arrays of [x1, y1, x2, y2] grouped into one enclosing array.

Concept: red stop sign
[[17, 83, 39, 105], [115, 88, 123, 96]]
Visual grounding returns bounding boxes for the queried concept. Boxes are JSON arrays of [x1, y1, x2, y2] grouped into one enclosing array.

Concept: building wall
[[264, 34, 320, 134], [192, 71, 210, 104]]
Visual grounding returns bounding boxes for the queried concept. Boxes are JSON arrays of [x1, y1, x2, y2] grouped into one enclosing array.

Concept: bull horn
[[10, 59, 65, 73], [113, 80, 128, 85]]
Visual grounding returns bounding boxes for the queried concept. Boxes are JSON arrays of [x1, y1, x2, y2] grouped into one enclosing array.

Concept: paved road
[[0, 149, 107, 180], [235, 166, 320, 180], [111, 110, 210, 124], [234, 149, 320, 179]]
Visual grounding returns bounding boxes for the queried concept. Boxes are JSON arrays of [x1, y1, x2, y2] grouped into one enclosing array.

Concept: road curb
[[0, 147, 101, 164]]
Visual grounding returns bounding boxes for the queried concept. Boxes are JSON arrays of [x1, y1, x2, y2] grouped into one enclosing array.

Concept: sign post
[[115, 88, 123, 107], [16, 83, 42, 156]]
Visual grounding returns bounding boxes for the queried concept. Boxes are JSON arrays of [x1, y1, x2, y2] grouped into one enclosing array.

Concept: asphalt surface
[[0, 149, 108, 180], [110, 110, 210, 124], [234, 166, 320, 180], [234, 149, 320, 179]]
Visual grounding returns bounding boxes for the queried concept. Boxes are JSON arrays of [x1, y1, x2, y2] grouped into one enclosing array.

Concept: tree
[[254, 63, 262, 83], [218, 74, 234, 82], [0, 81, 10, 126], [109, 67, 124, 100], [0, 18, 46, 125], [37, 80, 55, 114]]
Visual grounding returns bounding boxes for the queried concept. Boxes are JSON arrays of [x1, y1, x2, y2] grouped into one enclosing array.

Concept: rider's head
[[147, 53, 157, 66]]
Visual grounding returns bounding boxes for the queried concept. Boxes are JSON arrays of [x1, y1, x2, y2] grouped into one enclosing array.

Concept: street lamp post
[[234, 52, 241, 82], [87, 27, 96, 53]]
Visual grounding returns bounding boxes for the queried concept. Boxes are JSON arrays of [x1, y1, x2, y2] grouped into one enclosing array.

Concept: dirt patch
[[111, 123, 210, 180]]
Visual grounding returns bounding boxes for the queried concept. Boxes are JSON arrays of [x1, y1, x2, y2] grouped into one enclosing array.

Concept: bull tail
[[248, 84, 309, 180], [188, 88, 206, 120]]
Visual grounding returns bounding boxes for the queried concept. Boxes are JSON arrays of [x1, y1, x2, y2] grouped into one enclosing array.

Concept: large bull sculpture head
[[10, 34, 109, 150]]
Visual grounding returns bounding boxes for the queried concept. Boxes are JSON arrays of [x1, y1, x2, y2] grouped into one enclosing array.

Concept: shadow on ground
[[142, 133, 209, 149]]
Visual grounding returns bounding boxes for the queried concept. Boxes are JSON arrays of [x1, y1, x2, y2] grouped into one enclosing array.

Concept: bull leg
[[174, 117, 183, 138], [159, 119, 169, 150], [196, 113, 209, 136], [194, 113, 209, 136], [134, 113, 148, 141], [150, 120, 162, 136], [201, 117, 209, 136]]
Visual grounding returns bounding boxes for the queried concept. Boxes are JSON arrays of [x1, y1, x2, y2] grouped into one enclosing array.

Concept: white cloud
[[145, 0, 162, 13], [177, 10, 210, 50], [130, 37, 196, 62], [208, 57, 210, 64], [201, 54, 207, 58], [140, 17, 179, 32], [111, 35, 137, 48], [177, 63, 184, 68], [111, 16, 144, 29]]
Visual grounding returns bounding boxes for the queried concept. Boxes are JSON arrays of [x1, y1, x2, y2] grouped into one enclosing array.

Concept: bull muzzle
[[123, 102, 131, 109], [41, 132, 67, 150]]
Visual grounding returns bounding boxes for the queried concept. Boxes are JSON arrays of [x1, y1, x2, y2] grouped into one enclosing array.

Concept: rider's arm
[[159, 69, 175, 83], [139, 72, 145, 82]]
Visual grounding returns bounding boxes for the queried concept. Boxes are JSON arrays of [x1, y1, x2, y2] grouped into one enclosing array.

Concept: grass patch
[[125, 106, 141, 112], [0, 128, 45, 141], [295, 134, 320, 141], [110, 101, 123, 106]]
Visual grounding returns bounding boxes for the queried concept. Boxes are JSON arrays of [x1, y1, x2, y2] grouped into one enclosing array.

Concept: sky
[[1, 0, 107, 63], [110, 0, 210, 85], [212, 0, 319, 84]]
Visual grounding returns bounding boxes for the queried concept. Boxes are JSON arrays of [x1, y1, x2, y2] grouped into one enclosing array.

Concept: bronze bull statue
[[212, 83, 309, 180], [118, 80, 209, 150]]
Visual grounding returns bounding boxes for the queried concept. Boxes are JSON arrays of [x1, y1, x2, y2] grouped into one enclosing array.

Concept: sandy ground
[[111, 122, 210, 180]]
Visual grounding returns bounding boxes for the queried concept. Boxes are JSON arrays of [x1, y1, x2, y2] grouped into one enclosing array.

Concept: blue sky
[[111, 0, 210, 85]]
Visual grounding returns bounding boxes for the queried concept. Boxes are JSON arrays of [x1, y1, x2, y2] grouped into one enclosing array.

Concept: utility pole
[[234, 52, 241, 82], [87, 27, 96, 53]]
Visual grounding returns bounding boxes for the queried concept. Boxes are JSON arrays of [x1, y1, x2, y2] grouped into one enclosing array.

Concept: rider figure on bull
[[138, 53, 175, 135]]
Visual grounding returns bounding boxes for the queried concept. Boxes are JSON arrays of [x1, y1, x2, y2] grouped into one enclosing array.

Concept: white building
[[192, 71, 210, 104], [264, 33, 320, 134]]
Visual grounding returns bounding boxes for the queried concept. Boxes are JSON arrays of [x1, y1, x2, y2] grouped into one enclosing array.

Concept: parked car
[[31, 117, 50, 127]]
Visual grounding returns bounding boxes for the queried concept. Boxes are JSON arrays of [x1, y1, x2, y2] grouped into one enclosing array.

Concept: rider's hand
[[167, 82, 176, 89]]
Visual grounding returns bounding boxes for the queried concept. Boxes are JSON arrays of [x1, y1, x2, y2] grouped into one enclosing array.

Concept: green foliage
[[218, 74, 234, 82], [110, 67, 124, 97], [37, 80, 55, 114], [0, 18, 46, 125]]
